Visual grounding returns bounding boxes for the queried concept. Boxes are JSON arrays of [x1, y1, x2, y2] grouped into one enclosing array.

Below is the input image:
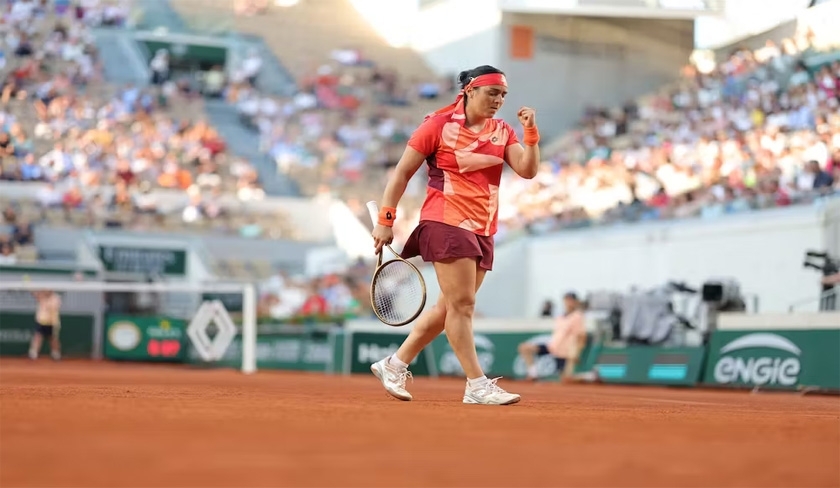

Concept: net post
[[241, 283, 258, 374]]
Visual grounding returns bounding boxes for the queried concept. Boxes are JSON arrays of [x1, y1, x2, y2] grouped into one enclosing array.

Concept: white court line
[[629, 397, 840, 417], [629, 397, 729, 407]]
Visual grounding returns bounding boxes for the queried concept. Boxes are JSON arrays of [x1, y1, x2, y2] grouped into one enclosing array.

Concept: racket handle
[[366, 201, 380, 226]]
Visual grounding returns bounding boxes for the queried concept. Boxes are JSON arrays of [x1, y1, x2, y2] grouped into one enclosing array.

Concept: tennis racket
[[366, 201, 427, 327]]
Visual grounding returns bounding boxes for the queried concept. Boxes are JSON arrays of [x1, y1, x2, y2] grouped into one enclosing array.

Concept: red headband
[[426, 73, 508, 120], [465, 73, 507, 90]]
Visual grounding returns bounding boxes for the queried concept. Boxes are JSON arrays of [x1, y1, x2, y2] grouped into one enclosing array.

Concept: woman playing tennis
[[370, 65, 540, 405]]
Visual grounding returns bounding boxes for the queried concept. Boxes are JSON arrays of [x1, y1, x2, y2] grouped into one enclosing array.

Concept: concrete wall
[[498, 13, 695, 137]]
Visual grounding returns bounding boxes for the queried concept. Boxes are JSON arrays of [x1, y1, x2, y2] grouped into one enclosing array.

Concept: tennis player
[[370, 65, 540, 405], [28, 289, 62, 361]]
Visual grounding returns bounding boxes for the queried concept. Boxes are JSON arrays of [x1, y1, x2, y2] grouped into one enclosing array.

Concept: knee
[[445, 295, 475, 318], [517, 343, 531, 355], [416, 301, 447, 331]]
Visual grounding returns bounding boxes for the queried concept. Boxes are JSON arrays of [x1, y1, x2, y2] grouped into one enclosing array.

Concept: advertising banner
[[0, 312, 95, 357], [104, 315, 187, 362], [98, 245, 187, 276], [703, 329, 840, 391], [594, 346, 707, 386], [186, 324, 336, 371], [430, 332, 550, 379], [337, 326, 592, 379], [347, 332, 433, 376]]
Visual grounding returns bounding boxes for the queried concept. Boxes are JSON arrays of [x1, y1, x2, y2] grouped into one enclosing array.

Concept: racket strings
[[372, 260, 425, 325]]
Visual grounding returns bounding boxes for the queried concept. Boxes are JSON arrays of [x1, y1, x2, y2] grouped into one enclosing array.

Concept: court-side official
[[518, 292, 586, 382]]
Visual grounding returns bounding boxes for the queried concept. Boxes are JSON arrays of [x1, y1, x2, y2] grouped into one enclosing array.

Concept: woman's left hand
[[517, 107, 536, 128]]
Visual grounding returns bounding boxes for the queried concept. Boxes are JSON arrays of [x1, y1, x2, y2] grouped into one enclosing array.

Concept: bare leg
[[394, 267, 487, 364], [29, 332, 43, 359], [392, 301, 446, 364], [50, 335, 61, 360], [517, 342, 539, 379], [434, 258, 483, 379]]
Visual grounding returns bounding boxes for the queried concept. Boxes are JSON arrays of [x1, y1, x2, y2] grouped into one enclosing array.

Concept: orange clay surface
[[1, 359, 838, 488]]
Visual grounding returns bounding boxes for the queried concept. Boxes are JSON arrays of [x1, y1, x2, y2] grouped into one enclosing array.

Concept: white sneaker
[[463, 377, 520, 405], [370, 356, 413, 401]]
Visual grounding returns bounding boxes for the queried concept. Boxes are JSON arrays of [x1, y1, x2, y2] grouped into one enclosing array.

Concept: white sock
[[528, 365, 538, 378], [388, 354, 408, 369], [468, 375, 489, 387]]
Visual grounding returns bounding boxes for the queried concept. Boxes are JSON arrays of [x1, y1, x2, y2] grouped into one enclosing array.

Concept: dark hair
[[457, 65, 504, 109]]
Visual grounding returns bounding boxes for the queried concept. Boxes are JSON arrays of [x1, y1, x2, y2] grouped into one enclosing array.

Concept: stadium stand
[[170, 0, 456, 209], [492, 31, 839, 242], [0, 1, 303, 258], [173, 0, 839, 249], [1, 0, 837, 321]]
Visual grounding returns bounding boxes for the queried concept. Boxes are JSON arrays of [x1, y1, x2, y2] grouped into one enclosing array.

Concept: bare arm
[[504, 106, 540, 179], [822, 272, 840, 286], [504, 143, 540, 180], [378, 146, 428, 209]]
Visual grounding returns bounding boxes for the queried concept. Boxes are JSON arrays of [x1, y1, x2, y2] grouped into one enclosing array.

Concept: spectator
[[240, 48, 262, 88], [0, 240, 17, 264], [12, 220, 34, 246], [149, 49, 169, 86], [201, 66, 226, 98], [489, 32, 840, 240], [809, 160, 835, 191]]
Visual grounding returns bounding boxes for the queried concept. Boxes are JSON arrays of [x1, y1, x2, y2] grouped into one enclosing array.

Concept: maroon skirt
[[400, 220, 495, 271]]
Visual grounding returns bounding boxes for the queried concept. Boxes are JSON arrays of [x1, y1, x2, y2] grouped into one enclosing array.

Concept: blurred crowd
[[0, 205, 35, 264], [222, 44, 453, 200], [221, 24, 840, 248], [0, 0, 274, 239], [256, 259, 373, 321], [2, 0, 839, 317], [493, 32, 840, 240], [232, 0, 269, 17]]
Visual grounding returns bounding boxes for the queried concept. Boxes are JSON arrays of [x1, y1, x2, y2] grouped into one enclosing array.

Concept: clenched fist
[[517, 107, 536, 128]]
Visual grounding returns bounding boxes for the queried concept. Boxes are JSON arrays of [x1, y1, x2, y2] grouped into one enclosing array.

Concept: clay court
[[1, 359, 838, 487]]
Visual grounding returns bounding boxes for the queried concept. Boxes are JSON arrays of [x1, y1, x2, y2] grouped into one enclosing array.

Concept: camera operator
[[822, 272, 840, 287], [820, 271, 838, 311], [804, 251, 839, 311]]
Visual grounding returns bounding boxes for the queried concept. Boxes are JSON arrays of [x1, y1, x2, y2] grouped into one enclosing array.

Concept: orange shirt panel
[[407, 114, 519, 236]]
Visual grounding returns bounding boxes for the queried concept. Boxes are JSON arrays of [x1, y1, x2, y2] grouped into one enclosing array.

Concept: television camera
[[803, 250, 839, 311], [585, 278, 749, 347]]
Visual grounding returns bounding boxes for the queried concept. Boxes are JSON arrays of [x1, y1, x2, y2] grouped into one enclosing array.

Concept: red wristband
[[523, 125, 540, 146], [378, 206, 396, 227]]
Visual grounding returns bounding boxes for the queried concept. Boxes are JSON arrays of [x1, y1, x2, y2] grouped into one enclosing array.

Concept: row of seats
[[211, 258, 276, 280], [0, 3, 308, 245], [0, 198, 299, 239], [169, 0, 436, 84]]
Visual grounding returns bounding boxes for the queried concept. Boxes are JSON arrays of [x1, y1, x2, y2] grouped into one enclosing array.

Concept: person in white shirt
[[150, 49, 169, 86], [9, 0, 36, 24], [241, 49, 262, 87]]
